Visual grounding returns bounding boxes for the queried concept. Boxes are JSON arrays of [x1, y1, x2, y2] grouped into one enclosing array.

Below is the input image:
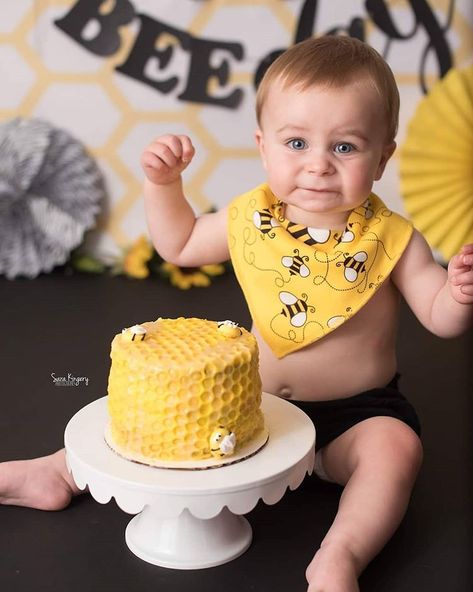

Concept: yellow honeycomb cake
[[106, 318, 265, 464]]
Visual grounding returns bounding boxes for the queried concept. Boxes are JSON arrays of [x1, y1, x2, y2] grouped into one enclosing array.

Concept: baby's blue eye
[[288, 138, 307, 151], [334, 143, 354, 154]]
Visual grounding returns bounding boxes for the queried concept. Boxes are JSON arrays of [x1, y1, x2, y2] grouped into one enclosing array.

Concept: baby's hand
[[141, 134, 195, 186], [448, 243, 473, 305]]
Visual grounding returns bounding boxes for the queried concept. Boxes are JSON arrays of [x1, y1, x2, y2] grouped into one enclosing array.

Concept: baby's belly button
[[278, 386, 292, 399]]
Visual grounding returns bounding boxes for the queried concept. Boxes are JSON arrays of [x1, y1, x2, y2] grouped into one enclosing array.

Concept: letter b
[[54, 0, 135, 56]]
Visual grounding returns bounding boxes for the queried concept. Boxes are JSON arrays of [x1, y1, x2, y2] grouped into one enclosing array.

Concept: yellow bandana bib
[[228, 183, 413, 358]]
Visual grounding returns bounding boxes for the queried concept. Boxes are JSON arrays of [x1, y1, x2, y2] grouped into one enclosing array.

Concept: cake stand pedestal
[[64, 393, 315, 570]]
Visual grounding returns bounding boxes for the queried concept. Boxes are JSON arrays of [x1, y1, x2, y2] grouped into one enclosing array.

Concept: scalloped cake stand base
[[64, 393, 315, 570]]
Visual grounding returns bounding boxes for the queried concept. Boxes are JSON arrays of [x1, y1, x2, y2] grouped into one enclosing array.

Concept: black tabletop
[[1, 271, 471, 592]]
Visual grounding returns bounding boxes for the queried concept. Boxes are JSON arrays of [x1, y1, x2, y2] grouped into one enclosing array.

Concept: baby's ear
[[255, 129, 267, 169], [375, 141, 396, 180], [254, 128, 263, 148]]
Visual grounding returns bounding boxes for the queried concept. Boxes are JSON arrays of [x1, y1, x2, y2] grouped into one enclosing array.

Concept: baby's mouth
[[302, 187, 337, 193]]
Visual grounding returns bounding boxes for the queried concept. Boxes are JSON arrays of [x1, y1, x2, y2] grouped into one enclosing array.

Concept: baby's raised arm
[[141, 134, 229, 267], [392, 230, 473, 337]]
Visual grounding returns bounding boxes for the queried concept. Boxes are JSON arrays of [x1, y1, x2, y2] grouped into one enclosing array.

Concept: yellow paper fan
[[400, 66, 473, 261]]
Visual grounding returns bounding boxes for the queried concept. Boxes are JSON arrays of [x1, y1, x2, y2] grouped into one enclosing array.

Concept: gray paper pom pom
[[0, 117, 105, 279]]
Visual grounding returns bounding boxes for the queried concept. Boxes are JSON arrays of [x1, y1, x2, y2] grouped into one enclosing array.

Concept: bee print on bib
[[341, 251, 368, 283], [253, 208, 279, 238], [281, 249, 310, 279]]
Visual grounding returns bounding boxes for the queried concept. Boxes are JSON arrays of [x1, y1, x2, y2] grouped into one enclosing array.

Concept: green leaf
[[72, 255, 106, 274]]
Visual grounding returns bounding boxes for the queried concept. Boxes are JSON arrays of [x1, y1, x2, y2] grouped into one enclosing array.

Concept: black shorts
[[290, 374, 421, 450]]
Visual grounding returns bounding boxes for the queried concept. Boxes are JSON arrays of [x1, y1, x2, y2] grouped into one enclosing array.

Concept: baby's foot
[[306, 543, 360, 592], [0, 449, 82, 511]]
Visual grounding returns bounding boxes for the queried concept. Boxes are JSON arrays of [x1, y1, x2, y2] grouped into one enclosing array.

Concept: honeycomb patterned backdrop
[[1, 0, 472, 261]]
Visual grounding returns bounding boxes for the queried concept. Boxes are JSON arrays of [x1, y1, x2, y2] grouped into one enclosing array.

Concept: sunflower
[[400, 66, 473, 261], [161, 262, 225, 289], [123, 235, 153, 278]]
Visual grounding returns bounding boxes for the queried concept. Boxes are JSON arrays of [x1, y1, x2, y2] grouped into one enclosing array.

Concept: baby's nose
[[306, 151, 334, 175]]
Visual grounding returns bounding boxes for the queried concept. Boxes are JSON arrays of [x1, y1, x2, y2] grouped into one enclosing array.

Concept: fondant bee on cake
[[209, 426, 237, 458], [217, 320, 242, 338], [121, 324, 147, 342]]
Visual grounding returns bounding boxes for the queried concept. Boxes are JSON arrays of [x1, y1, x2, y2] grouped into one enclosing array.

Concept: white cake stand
[[64, 393, 315, 570]]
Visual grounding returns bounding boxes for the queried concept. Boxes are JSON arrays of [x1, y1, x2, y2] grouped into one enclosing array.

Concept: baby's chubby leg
[[0, 449, 82, 511], [306, 417, 423, 592]]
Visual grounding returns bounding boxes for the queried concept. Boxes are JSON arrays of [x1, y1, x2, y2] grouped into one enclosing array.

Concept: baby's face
[[255, 78, 395, 228]]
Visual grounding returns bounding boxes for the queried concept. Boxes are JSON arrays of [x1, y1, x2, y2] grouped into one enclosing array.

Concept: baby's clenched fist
[[141, 134, 195, 186]]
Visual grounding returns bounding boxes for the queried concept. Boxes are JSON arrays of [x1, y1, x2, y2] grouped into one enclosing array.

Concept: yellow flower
[[200, 264, 226, 277], [161, 262, 213, 289], [123, 235, 153, 279]]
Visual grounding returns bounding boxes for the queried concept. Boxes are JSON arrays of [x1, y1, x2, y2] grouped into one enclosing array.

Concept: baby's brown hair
[[256, 36, 400, 143]]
